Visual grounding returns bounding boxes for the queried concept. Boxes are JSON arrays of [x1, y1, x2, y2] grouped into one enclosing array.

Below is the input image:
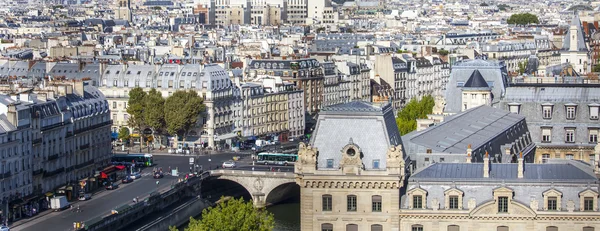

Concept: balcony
[[47, 154, 59, 161], [79, 144, 90, 150], [41, 122, 65, 131], [74, 121, 113, 134], [66, 131, 74, 138], [0, 171, 11, 179], [43, 167, 64, 178], [32, 138, 42, 145], [33, 169, 44, 176]]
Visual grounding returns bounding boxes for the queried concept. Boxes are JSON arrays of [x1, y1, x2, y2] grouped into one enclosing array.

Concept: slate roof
[[406, 106, 525, 154], [310, 101, 403, 170], [562, 14, 588, 52], [504, 86, 600, 103], [411, 162, 597, 183], [463, 70, 489, 88]]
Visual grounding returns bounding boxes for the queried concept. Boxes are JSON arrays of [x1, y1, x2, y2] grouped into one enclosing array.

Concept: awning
[[100, 172, 108, 179], [66, 186, 73, 191], [115, 165, 126, 170], [215, 132, 238, 141], [111, 132, 118, 140], [80, 177, 89, 182]]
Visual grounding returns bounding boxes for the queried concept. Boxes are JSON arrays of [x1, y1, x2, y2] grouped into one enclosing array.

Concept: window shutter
[[542, 128, 551, 136]]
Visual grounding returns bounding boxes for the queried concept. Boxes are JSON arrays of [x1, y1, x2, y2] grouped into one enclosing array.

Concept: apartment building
[[334, 61, 371, 102], [285, 0, 307, 25], [561, 14, 591, 74], [322, 61, 350, 107], [100, 63, 240, 149]]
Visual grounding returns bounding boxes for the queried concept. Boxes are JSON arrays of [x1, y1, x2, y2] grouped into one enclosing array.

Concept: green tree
[[164, 90, 205, 142], [127, 87, 147, 152], [118, 127, 130, 144], [498, 4, 511, 11], [594, 64, 600, 72], [518, 60, 528, 74], [396, 95, 436, 135], [438, 49, 449, 56], [480, 2, 489, 6], [144, 88, 166, 147], [507, 13, 539, 25], [177, 197, 274, 231]]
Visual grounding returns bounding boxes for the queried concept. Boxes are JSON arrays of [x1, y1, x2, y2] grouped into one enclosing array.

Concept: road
[[14, 153, 244, 231]]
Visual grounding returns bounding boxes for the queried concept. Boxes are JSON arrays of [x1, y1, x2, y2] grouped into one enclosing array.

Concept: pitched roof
[[562, 14, 588, 52], [463, 70, 489, 88]]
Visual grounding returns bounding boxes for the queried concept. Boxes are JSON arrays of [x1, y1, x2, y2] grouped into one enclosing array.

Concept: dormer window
[[543, 189, 562, 211], [589, 105, 599, 120], [444, 188, 464, 210], [493, 187, 513, 214], [579, 189, 599, 212], [407, 187, 427, 209], [508, 103, 521, 114], [566, 105, 577, 120]]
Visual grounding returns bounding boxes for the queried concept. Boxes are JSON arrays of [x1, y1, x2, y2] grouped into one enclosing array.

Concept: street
[[13, 153, 244, 231]]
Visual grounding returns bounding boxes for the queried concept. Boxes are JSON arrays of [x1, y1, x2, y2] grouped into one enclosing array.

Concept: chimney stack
[[483, 151, 490, 178], [518, 152, 524, 178], [466, 144, 472, 163]]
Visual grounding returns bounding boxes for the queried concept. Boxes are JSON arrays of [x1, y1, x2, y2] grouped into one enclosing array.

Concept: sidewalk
[[10, 186, 109, 229], [114, 149, 254, 156]]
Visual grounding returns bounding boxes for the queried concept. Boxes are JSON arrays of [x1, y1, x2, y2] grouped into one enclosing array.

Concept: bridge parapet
[[208, 169, 296, 208]]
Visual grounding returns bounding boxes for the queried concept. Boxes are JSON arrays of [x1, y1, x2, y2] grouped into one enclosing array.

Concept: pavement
[[12, 153, 244, 231]]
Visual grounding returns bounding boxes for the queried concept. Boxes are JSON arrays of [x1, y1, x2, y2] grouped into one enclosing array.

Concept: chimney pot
[[518, 152, 524, 178], [483, 151, 490, 178]]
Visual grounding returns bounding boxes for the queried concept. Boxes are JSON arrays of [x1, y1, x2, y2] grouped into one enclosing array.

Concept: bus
[[111, 154, 154, 167], [256, 153, 297, 166]]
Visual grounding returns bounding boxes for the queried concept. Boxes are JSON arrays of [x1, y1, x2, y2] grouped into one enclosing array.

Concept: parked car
[[153, 172, 164, 179], [105, 183, 119, 190], [0, 225, 9, 231], [131, 172, 142, 179], [78, 193, 92, 201], [121, 177, 133, 184], [222, 161, 236, 168]]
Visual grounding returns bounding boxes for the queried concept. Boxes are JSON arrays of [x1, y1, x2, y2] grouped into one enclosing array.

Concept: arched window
[[546, 227, 558, 231], [498, 226, 509, 231], [321, 223, 333, 231], [346, 224, 358, 231], [448, 225, 460, 231], [412, 224, 424, 231], [583, 227, 595, 231], [371, 224, 383, 231]]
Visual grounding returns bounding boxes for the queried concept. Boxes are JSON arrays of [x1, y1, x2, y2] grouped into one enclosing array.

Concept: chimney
[[73, 80, 84, 96], [466, 144, 472, 163], [505, 147, 511, 156], [483, 151, 490, 178], [518, 152, 524, 178]]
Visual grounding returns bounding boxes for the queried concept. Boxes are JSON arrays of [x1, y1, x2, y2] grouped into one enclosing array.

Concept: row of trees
[[507, 13, 539, 25], [119, 87, 205, 150], [171, 197, 275, 231], [396, 95, 436, 135]]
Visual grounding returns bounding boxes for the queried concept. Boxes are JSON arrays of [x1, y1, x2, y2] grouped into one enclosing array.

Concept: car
[[222, 161, 236, 168], [0, 225, 9, 231], [131, 172, 142, 179], [78, 193, 92, 201], [105, 183, 119, 190], [121, 177, 133, 184], [153, 172, 164, 179]]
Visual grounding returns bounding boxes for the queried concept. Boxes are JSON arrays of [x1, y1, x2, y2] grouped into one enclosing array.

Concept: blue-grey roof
[[311, 101, 404, 170], [444, 59, 509, 113], [562, 14, 588, 52], [504, 86, 600, 103], [411, 162, 597, 183], [463, 69, 489, 88]]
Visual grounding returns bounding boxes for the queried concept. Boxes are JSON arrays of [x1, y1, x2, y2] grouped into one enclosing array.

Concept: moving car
[[130, 172, 142, 179], [222, 161, 236, 168], [153, 172, 164, 179], [121, 177, 133, 184], [78, 193, 92, 201], [0, 225, 9, 231], [105, 183, 119, 190]]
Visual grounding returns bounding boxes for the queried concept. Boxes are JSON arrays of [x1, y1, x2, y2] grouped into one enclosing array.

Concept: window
[[566, 106, 576, 119], [347, 195, 357, 211], [326, 159, 333, 168], [372, 195, 382, 212], [589, 129, 598, 143], [112, 102, 117, 109], [509, 105, 520, 114], [590, 154, 596, 168], [565, 129, 575, 143], [542, 106, 552, 119], [449, 195, 459, 209], [497, 226, 509, 231], [346, 224, 358, 231], [321, 223, 333, 231], [371, 224, 383, 231], [498, 196, 508, 213], [584, 197, 594, 211], [372, 159, 380, 169], [583, 227, 595, 231], [413, 195, 423, 209], [471, 94, 476, 99], [542, 128, 552, 142], [448, 225, 460, 231], [322, 195, 332, 211], [542, 154, 550, 163], [566, 154, 574, 160], [590, 106, 599, 119], [412, 225, 424, 231], [547, 196, 557, 210], [124, 102, 127, 108]]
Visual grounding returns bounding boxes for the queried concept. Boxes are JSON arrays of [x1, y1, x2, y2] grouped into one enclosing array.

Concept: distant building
[[561, 14, 591, 75]]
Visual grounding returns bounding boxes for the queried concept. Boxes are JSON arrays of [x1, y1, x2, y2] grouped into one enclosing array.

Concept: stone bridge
[[207, 169, 297, 208]]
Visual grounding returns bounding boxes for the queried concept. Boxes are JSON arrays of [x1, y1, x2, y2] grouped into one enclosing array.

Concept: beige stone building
[[400, 153, 600, 231], [295, 101, 407, 231]]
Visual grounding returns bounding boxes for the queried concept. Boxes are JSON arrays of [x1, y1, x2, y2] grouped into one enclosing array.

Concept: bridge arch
[[265, 182, 300, 206], [200, 177, 252, 203]]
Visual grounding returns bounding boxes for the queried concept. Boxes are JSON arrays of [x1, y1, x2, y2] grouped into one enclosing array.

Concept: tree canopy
[[594, 64, 600, 73], [144, 88, 166, 135], [438, 49, 449, 56], [127, 87, 147, 150], [518, 60, 529, 74], [173, 197, 274, 231], [396, 95, 435, 135], [118, 127, 130, 141], [507, 13, 539, 25], [164, 90, 205, 139]]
